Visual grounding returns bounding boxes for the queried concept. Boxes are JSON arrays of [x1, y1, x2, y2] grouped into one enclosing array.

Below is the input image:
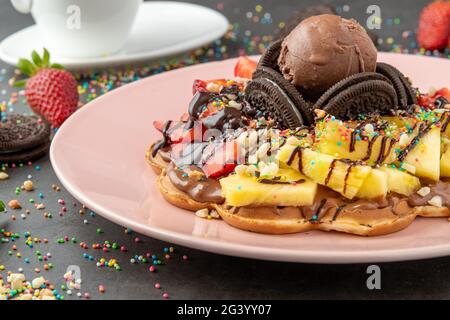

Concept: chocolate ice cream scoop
[[278, 14, 377, 99]]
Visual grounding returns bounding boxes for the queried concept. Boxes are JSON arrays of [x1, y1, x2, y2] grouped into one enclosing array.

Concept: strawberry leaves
[[15, 48, 65, 86]]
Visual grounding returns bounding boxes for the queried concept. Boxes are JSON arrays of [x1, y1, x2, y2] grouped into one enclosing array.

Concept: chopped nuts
[[36, 203, 45, 210], [195, 208, 209, 219], [228, 100, 242, 110], [260, 162, 279, 177], [257, 161, 266, 170], [0, 172, 8, 180], [8, 199, 21, 209], [209, 209, 220, 219], [314, 109, 326, 119], [428, 195, 443, 208], [364, 123, 374, 134], [23, 180, 34, 191], [286, 136, 299, 146], [398, 133, 410, 147], [246, 165, 257, 176], [188, 170, 204, 180], [257, 142, 271, 160], [235, 165, 248, 176], [417, 186, 431, 197], [206, 82, 221, 93]]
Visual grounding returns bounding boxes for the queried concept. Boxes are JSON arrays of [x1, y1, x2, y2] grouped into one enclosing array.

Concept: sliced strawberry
[[192, 80, 208, 94], [202, 141, 240, 178], [180, 122, 205, 144], [435, 87, 450, 101], [153, 120, 165, 133], [192, 79, 228, 94], [180, 112, 190, 122], [153, 120, 197, 144], [234, 56, 257, 79]]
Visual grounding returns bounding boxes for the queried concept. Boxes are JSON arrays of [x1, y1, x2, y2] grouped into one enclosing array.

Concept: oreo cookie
[[317, 80, 398, 120], [252, 66, 314, 124], [256, 39, 282, 71], [0, 140, 50, 164], [315, 72, 392, 110], [376, 62, 417, 107], [0, 114, 51, 164], [245, 78, 305, 129]]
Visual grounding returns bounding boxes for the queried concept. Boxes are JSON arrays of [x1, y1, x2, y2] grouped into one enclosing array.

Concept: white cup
[[10, 0, 142, 58]]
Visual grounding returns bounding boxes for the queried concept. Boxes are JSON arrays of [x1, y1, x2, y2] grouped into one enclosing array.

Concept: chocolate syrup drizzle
[[152, 120, 173, 157], [397, 122, 433, 162]]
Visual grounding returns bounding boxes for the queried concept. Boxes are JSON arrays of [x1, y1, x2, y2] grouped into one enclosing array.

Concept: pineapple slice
[[314, 117, 398, 165], [278, 144, 372, 199], [219, 168, 317, 207], [356, 169, 388, 200], [401, 126, 441, 181], [441, 139, 450, 178], [379, 166, 421, 196]]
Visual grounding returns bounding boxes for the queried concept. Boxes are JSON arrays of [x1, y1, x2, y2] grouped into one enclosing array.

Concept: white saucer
[[0, 1, 229, 69]]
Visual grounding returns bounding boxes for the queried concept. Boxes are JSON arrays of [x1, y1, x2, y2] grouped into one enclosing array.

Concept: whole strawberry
[[15, 49, 79, 128], [417, 0, 450, 51]]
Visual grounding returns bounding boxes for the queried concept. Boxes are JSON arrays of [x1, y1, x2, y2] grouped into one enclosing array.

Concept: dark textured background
[[1, 0, 449, 300]]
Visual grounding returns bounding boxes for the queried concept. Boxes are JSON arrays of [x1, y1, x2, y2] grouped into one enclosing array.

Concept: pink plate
[[51, 53, 450, 263]]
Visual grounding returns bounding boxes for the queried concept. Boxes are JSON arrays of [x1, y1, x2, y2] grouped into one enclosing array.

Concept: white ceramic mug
[[10, 0, 142, 58]]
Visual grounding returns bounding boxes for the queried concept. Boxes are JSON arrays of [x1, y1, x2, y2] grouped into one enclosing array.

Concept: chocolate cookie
[[0, 114, 51, 163], [319, 80, 398, 120], [252, 66, 314, 124], [0, 140, 50, 164], [245, 78, 305, 129], [256, 39, 282, 71], [376, 63, 417, 107], [315, 72, 391, 109]]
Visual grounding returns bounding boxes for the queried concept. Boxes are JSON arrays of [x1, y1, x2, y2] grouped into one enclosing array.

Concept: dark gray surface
[[1, 0, 449, 300]]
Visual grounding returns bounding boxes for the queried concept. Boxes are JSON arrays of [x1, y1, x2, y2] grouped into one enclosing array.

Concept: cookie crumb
[[417, 187, 431, 197], [195, 208, 209, 218], [428, 195, 443, 208], [210, 209, 220, 219]]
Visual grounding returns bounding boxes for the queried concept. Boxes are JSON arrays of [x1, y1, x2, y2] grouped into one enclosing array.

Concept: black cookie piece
[[245, 78, 304, 129], [0, 114, 51, 153], [252, 66, 314, 124], [375, 63, 408, 107], [321, 80, 398, 120], [0, 139, 50, 164], [315, 72, 392, 110], [256, 39, 282, 71], [397, 69, 418, 106]]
